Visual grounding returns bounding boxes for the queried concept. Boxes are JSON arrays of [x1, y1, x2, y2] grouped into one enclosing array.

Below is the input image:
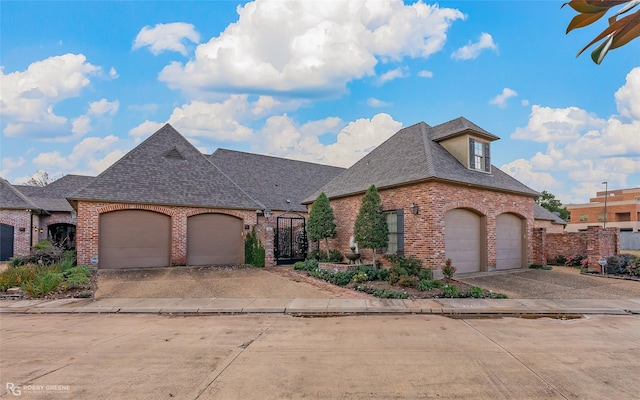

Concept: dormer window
[[469, 138, 490, 173]]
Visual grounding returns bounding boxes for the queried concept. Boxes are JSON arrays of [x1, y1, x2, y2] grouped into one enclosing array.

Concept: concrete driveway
[[456, 266, 640, 299], [1, 313, 639, 399]]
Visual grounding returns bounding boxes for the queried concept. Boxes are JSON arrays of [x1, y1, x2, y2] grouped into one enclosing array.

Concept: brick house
[[68, 124, 342, 269], [303, 118, 539, 274], [1, 175, 94, 261]]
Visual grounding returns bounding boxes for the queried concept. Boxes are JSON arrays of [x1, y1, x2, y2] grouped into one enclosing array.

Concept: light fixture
[[39, 228, 44, 233], [410, 203, 419, 215], [264, 208, 271, 219], [34, 226, 39, 232]]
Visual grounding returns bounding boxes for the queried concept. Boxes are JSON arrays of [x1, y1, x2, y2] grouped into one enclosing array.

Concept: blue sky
[[1, 0, 638, 203]]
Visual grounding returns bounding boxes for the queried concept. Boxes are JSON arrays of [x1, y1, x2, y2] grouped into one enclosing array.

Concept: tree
[[563, 0, 640, 64], [535, 190, 570, 221], [353, 185, 388, 268], [307, 192, 337, 251], [25, 170, 58, 187]]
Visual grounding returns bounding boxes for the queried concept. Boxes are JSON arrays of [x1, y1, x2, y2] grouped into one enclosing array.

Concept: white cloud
[[108, 67, 119, 79], [258, 112, 402, 167], [71, 115, 92, 136], [159, 0, 464, 96], [367, 98, 392, 107], [505, 68, 640, 202], [489, 88, 517, 108], [0, 53, 101, 139], [133, 22, 200, 55], [0, 156, 25, 178], [377, 67, 409, 85], [511, 105, 605, 142], [129, 120, 165, 142], [451, 32, 497, 60], [418, 70, 433, 78], [615, 66, 640, 120], [88, 99, 119, 116]]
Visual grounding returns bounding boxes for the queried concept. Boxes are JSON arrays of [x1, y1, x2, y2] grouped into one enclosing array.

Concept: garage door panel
[[445, 209, 481, 274], [496, 213, 523, 270], [99, 210, 170, 269], [187, 214, 243, 265]]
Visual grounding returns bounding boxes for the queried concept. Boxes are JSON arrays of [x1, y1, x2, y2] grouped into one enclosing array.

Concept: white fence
[[620, 231, 640, 250]]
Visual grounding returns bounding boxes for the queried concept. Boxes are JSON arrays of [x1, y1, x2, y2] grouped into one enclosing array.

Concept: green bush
[[64, 272, 90, 288], [0, 265, 37, 291], [244, 228, 265, 267], [465, 286, 485, 298], [33, 241, 52, 250], [442, 284, 460, 298], [442, 258, 457, 279], [529, 264, 553, 270], [23, 270, 63, 297], [398, 275, 417, 288], [326, 249, 343, 263], [351, 272, 368, 283], [10, 245, 64, 266], [387, 254, 423, 277], [416, 279, 443, 291], [355, 285, 408, 299]]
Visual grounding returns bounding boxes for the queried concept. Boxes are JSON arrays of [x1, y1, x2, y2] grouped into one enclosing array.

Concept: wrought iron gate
[[275, 214, 307, 265]]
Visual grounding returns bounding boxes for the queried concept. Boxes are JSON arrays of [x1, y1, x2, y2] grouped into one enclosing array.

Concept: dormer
[[431, 117, 499, 174]]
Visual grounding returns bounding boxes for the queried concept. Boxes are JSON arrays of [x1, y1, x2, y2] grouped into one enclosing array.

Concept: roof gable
[[305, 118, 538, 202], [69, 124, 262, 209], [0, 177, 39, 210], [431, 116, 500, 142], [210, 149, 345, 212]]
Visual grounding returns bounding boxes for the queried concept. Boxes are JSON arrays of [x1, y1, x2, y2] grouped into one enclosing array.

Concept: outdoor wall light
[[34, 226, 39, 232], [410, 203, 419, 215], [264, 208, 272, 219]]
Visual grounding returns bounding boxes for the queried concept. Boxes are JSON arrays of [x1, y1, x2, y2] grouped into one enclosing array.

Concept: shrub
[[529, 264, 553, 270], [465, 286, 485, 298], [565, 254, 587, 267], [416, 279, 443, 291], [327, 249, 343, 263], [33, 241, 52, 250], [10, 245, 64, 266], [351, 272, 368, 283], [442, 284, 460, 298], [418, 268, 433, 281], [23, 270, 63, 297], [442, 258, 457, 279], [376, 267, 390, 281], [331, 272, 354, 286], [398, 275, 417, 288], [554, 255, 567, 265], [605, 255, 628, 275], [355, 285, 408, 299], [0, 265, 37, 291], [387, 254, 423, 277], [60, 251, 76, 271], [244, 228, 265, 267], [64, 272, 90, 288], [293, 261, 307, 270]]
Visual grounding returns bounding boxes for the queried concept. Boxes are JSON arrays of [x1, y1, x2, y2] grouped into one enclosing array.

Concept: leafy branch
[[563, 0, 640, 64]]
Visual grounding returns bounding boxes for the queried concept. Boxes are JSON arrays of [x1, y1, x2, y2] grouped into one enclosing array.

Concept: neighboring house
[[566, 187, 640, 233], [533, 204, 566, 234], [68, 124, 344, 269], [1, 175, 95, 261], [303, 117, 539, 274]]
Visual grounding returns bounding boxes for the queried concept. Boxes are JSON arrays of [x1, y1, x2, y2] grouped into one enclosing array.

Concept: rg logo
[[6, 383, 21, 396]]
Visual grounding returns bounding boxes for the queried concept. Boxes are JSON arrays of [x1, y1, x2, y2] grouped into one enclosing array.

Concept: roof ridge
[[0, 177, 40, 209], [212, 148, 346, 170]]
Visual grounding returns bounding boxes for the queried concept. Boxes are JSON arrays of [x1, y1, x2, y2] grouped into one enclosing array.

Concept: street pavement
[[1, 313, 639, 399]]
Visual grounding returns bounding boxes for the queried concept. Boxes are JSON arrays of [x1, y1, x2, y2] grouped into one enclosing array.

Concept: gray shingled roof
[[1, 177, 40, 210], [431, 116, 500, 141], [304, 120, 538, 203], [534, 204, 566, 225], [210, 149, 345, 212], [68, 124, 263, 209], [20, 175, 96, 212]]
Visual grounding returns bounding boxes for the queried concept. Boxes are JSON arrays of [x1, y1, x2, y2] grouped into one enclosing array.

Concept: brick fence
[[532, 226, 620, 272]]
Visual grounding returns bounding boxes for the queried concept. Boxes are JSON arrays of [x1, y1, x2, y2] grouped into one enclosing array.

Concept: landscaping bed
[[294, 256, 507, 300]]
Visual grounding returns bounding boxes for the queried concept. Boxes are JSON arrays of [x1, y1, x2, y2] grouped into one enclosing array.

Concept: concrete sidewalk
[[2, 297, 640, 316]]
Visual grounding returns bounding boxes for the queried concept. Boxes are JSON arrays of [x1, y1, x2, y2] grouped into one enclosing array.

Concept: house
[[68, 124, 343, 269], [533, 204, 566, 234], [303, 118, 539, 274], [566, 187, 640, 233], [1, 175, 94, 261]]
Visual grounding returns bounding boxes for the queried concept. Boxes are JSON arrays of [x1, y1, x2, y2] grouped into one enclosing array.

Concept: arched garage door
[[445, 209, 482, 274], [0, 223, 14, 261], [187, 213, 243, 265], [99, 210, 171, 269], [496, 213, 524, 270]]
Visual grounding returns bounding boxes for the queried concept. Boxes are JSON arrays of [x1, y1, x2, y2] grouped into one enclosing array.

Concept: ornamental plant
[[307, 192, 337, 251], [442, 258, 457, 279], [353, 185, 388, 268]]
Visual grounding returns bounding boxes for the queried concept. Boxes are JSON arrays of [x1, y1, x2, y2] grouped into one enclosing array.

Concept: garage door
[[187, 213, 243, 265], [0, 223, 14, 261], [496, 213, 523, 270], [99, 210, 171, 269], [445, 209, 481, 274]]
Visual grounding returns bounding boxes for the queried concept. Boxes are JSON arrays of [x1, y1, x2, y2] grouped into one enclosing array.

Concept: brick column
[[532, 227, 546, 266]]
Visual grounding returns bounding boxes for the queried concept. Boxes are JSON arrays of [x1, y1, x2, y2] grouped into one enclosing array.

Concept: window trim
[[384, 209, 404, 255], [468, 137, 491, 173]]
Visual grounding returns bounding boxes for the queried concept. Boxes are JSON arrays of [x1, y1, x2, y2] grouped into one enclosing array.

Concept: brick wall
[[0, 209, 33, 257], [539, 226, 620, 271], [75, 201, 260, 267], [328, 181, 535, 271]]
